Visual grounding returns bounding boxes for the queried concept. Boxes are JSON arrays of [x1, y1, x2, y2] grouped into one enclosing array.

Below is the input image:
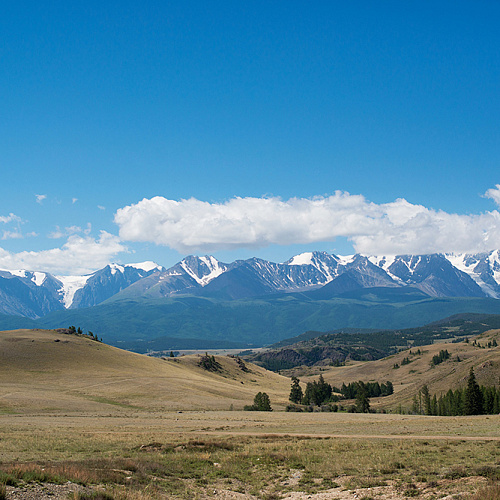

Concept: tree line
[[413, 368, 500, 416], [289, 375, 393, 413]]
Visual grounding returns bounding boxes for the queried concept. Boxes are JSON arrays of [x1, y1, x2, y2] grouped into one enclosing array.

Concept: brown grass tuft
[[470, 483, 500, 500]]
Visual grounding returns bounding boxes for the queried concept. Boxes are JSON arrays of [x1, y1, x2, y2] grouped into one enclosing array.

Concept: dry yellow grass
[[0, 329, 291, 414], [294, 328, 500, 410], [1, 328, 499, 498]]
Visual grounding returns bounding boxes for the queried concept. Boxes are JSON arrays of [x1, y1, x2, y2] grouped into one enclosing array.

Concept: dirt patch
[[5, 481, 101, 499]]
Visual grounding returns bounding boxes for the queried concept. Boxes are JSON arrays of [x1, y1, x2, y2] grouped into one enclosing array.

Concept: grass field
[[1, 411, 499, 499], [0, 329, 499, 499]]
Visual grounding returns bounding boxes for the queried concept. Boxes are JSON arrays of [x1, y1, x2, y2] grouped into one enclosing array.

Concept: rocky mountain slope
[[1, 251, 500, 319]]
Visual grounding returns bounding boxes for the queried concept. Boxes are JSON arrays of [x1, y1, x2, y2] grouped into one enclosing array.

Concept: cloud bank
[[114, 190, 500, 255], [0, 232, 126, 275]]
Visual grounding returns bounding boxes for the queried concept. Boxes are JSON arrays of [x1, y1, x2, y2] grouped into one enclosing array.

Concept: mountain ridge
[[1, 250, 500, 320]]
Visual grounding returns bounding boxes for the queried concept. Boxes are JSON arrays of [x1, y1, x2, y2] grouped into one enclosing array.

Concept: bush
[[286, 404, 303, 412]]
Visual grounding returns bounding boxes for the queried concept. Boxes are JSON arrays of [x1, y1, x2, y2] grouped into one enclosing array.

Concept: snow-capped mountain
[[1, 251, 500, 319], [444, 251, 500, 299], [0, 269, 65, 318], [62, 262, 165, 309], [368, 254, 486, 298], [0, 262, 164, 318]]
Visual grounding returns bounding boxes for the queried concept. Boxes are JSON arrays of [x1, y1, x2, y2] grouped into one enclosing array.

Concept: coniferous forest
[[412, 368, 500, 416]]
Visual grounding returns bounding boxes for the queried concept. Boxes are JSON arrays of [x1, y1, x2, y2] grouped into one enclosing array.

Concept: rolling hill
[[247, 313, 500, 371], [292, 327, 500, 411], [0, 329, 291, 414]]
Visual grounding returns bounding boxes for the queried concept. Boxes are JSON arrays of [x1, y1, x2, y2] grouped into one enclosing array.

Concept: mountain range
[[1, 251, 500, 350], [1, 251, 500, 319]]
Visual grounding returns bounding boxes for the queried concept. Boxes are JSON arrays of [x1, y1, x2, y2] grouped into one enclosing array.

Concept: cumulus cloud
[[35, 194, 47, 204], [0, 231, 127, 275], [114, 192, 500, 255]]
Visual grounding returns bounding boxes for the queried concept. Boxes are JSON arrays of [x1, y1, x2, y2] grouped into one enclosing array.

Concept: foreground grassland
[[1, 411, 499, 499], [1, 329, 499, 499]]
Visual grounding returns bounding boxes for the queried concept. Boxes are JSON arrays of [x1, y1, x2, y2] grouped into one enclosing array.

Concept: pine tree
[[430, 394, 438, 416], [464, 367, 483, 415], [289, 377, 303, 404], [253, 392, 272, 411], [355, 381, 370, 413], [421, 385, 431, 415]]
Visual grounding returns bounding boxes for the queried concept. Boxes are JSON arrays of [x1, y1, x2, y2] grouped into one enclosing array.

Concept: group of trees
[[68, 325, 102, 342], [413, 368, 500, 416], [430, 349, 450, 367], [289, 375, 393, 413], [198, 353, 222, 372]]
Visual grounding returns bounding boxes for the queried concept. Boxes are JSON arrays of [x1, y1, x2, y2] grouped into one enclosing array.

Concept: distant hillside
[[0, 329, 290, 413], [247, 314, 500, 371], [295, 328, 500, 411]]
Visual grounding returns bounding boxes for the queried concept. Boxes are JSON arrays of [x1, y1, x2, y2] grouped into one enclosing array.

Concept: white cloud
[[98, 205, 106, 211], [35, 194, 47, 204], [0, 232, 127, 275], [48, 223, 92, 239], [114, 192, 500, 255], [0, 213, 22, 224], [2, 230, 23, 240], [72, 198, 78, 204], [485, 184, 500, 207], [48, 226, 65, 239]]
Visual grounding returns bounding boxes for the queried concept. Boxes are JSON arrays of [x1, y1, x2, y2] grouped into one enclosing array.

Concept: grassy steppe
[[0, 329, 499, 499]]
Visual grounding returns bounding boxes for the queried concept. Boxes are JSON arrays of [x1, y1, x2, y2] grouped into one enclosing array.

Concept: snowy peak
[[56, 274, 92, 308], [0, 269, 50, 287], [1, 252, 500, 319], [174, 255, 227, 287], [286, 251, 341, 282], [444, 251, 500, 298]]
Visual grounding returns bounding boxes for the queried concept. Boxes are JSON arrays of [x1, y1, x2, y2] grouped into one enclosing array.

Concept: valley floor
[[0, 410, 499, 499]]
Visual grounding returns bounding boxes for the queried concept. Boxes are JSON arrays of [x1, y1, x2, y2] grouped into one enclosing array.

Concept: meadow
[[0, 329, 499, 499], [1, 411, 499, 499]]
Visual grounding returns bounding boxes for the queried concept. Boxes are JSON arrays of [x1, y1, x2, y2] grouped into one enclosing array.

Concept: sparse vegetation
[[430, 349, 450, 367], [1, 327, 500, 498], [197, 353, 223, 372], [1, 428, 499, 499]]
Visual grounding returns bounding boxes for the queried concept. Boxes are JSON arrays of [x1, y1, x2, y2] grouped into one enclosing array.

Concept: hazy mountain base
[[3, 288, 499, 350]]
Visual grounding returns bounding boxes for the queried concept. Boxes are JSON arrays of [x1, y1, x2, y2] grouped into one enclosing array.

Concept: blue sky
[[1, 1, 500, 274]]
